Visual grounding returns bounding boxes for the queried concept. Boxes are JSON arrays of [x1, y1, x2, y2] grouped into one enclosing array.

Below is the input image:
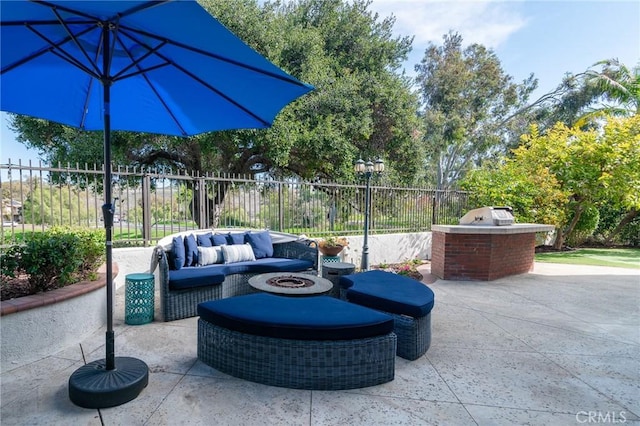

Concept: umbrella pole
[[68, 24, 148, 409], [103, 93, 115, 371]]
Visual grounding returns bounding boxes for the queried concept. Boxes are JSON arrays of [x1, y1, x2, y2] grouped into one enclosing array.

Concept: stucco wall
[[112, 247, 156, 289], [1, 285, 107, 372], [337, 232, 432, 267]]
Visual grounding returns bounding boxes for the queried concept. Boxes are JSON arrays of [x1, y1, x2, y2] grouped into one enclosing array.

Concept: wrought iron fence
[[1, 161, 469, 246]]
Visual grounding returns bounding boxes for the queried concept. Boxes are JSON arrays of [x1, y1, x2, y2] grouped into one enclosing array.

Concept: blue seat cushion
[[198, 293, 394, 340], [168, 258, 314, 290], [340, 270, 435, 318], [217, 257, 313, 275], [169, 267, 225, 290], [237, 257, 313, 274]]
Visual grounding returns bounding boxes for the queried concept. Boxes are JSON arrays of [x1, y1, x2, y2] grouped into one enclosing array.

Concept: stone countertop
[[431, 223, 555, 235]]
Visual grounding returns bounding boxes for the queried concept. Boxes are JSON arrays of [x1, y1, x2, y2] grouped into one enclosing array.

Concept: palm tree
[[576, 59, 640, 125]]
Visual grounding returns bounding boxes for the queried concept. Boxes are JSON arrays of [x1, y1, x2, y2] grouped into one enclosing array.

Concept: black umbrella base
[[69, 357, 149, 409]]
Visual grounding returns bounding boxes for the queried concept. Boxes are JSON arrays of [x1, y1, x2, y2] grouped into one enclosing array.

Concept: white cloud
[[370, 0, 528, 49]]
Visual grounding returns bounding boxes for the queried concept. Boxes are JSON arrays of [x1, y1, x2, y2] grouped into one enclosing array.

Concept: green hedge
[[1, 227, 105, 295]]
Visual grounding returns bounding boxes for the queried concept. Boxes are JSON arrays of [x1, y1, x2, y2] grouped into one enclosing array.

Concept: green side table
[[125, 273, 155, 325]]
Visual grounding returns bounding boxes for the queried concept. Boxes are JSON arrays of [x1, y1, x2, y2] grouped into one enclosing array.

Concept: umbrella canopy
[[1, 0, 313, 409], [1, 0, 313, 135]]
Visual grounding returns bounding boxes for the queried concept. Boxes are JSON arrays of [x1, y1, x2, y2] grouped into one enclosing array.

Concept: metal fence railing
[[1, 161, 469, 247]]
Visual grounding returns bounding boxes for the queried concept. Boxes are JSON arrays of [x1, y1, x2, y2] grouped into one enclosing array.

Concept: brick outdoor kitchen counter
[[431, 224, 555, 281]]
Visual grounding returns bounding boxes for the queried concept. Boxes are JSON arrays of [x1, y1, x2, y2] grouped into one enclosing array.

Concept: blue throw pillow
[[245, 230, 274, 259], [184, 234, 199, 267], [170, 236, 185, 270], [226, 232, 246, 245], [212, 233, 228, 246], [197, 232, 213, 247]]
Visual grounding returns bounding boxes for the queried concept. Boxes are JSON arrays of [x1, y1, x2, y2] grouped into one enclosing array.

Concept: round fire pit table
[[248, 272, 333, 296]]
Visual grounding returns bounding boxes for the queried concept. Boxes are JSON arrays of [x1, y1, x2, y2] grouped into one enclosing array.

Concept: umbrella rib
[[115, 62, 171, 81], [118, 28, 272, 128], [120, 24, 310, 89], [115, 0, 173, 20], [23, 23, 100, 79], [136, 74, 189, 136], [103, 28, 186, 133], [50, 7, 102, 77], [1, 21, 96, 77], [171, 58, 271, 127], [80, 32, 105, 130], [111, 39, 170, 81], [35, 0, 105, 22]]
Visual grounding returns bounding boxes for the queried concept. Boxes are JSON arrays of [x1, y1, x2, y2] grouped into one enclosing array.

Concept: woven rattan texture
[[389, 312, 432, 360], [341, 287, 432, 360], [197, 319, 396, 390]]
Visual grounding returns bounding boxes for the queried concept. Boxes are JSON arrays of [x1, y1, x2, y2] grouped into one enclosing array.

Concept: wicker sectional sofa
[[154, 229, 318, 321]]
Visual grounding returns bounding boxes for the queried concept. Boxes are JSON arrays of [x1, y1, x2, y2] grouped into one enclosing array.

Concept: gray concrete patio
[[1, 262, 638, 425]]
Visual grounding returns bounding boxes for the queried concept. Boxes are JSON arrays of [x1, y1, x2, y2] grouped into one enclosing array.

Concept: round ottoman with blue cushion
[[339, 270, 435, 360]]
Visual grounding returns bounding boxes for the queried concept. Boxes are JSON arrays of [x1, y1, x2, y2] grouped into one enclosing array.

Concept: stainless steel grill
[[459, 206, 514, 226]]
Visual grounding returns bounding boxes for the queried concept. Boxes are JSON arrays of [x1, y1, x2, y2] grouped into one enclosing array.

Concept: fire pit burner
[[266, 275, 314, 288], [249, 272, 333, 295]]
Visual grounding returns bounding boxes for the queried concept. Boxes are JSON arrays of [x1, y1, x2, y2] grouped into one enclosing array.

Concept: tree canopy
[[525, 59, 640, 131], [414, 32, 536, 189], [461, 115, 640, 248]]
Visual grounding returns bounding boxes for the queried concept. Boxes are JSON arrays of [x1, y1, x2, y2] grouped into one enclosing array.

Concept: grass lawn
[[535, 248, 640, 269]]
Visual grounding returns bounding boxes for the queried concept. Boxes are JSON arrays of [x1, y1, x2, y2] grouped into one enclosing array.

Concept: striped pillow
[[197, 246, 223, 266], [222, 243, 256, 264]]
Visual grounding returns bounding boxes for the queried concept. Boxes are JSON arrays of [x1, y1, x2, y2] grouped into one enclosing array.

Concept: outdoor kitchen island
[[431, 223, 555, 281]]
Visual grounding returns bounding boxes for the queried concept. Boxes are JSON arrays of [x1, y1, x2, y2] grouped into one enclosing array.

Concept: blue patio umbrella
[[1, 0, 313, 408]]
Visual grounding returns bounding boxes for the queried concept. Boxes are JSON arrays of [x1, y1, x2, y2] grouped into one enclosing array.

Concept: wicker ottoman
[[197, 293, 396, 390], [340, 270, 435, 360]]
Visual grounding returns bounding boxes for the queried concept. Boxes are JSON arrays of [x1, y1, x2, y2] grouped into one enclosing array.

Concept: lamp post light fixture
[[354, 157, 384, 271]]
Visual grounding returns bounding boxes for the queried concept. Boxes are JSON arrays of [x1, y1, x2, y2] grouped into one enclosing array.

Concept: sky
[[1, 0, 639, 165]]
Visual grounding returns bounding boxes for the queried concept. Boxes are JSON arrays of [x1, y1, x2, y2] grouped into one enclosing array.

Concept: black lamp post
[[355, 158, 384, 271]]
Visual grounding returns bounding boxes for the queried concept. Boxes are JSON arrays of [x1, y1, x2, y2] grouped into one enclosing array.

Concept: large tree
[[414, 32, 535, 190], [9, 0, 421, 226]]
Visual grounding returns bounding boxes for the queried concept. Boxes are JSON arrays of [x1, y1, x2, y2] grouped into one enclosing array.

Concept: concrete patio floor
[[1, 262, 638, 425]]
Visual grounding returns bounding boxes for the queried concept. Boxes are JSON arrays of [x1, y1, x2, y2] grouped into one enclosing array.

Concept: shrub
[[374, 258, 423, 279], [1, 227, 105, 295]]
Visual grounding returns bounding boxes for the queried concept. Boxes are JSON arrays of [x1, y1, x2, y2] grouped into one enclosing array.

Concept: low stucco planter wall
[[339, 232, 433, 266], [0, 264, 116, 373]]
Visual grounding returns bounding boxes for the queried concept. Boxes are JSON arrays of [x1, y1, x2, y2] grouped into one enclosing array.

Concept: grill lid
[[459, 206, 514, 226]]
